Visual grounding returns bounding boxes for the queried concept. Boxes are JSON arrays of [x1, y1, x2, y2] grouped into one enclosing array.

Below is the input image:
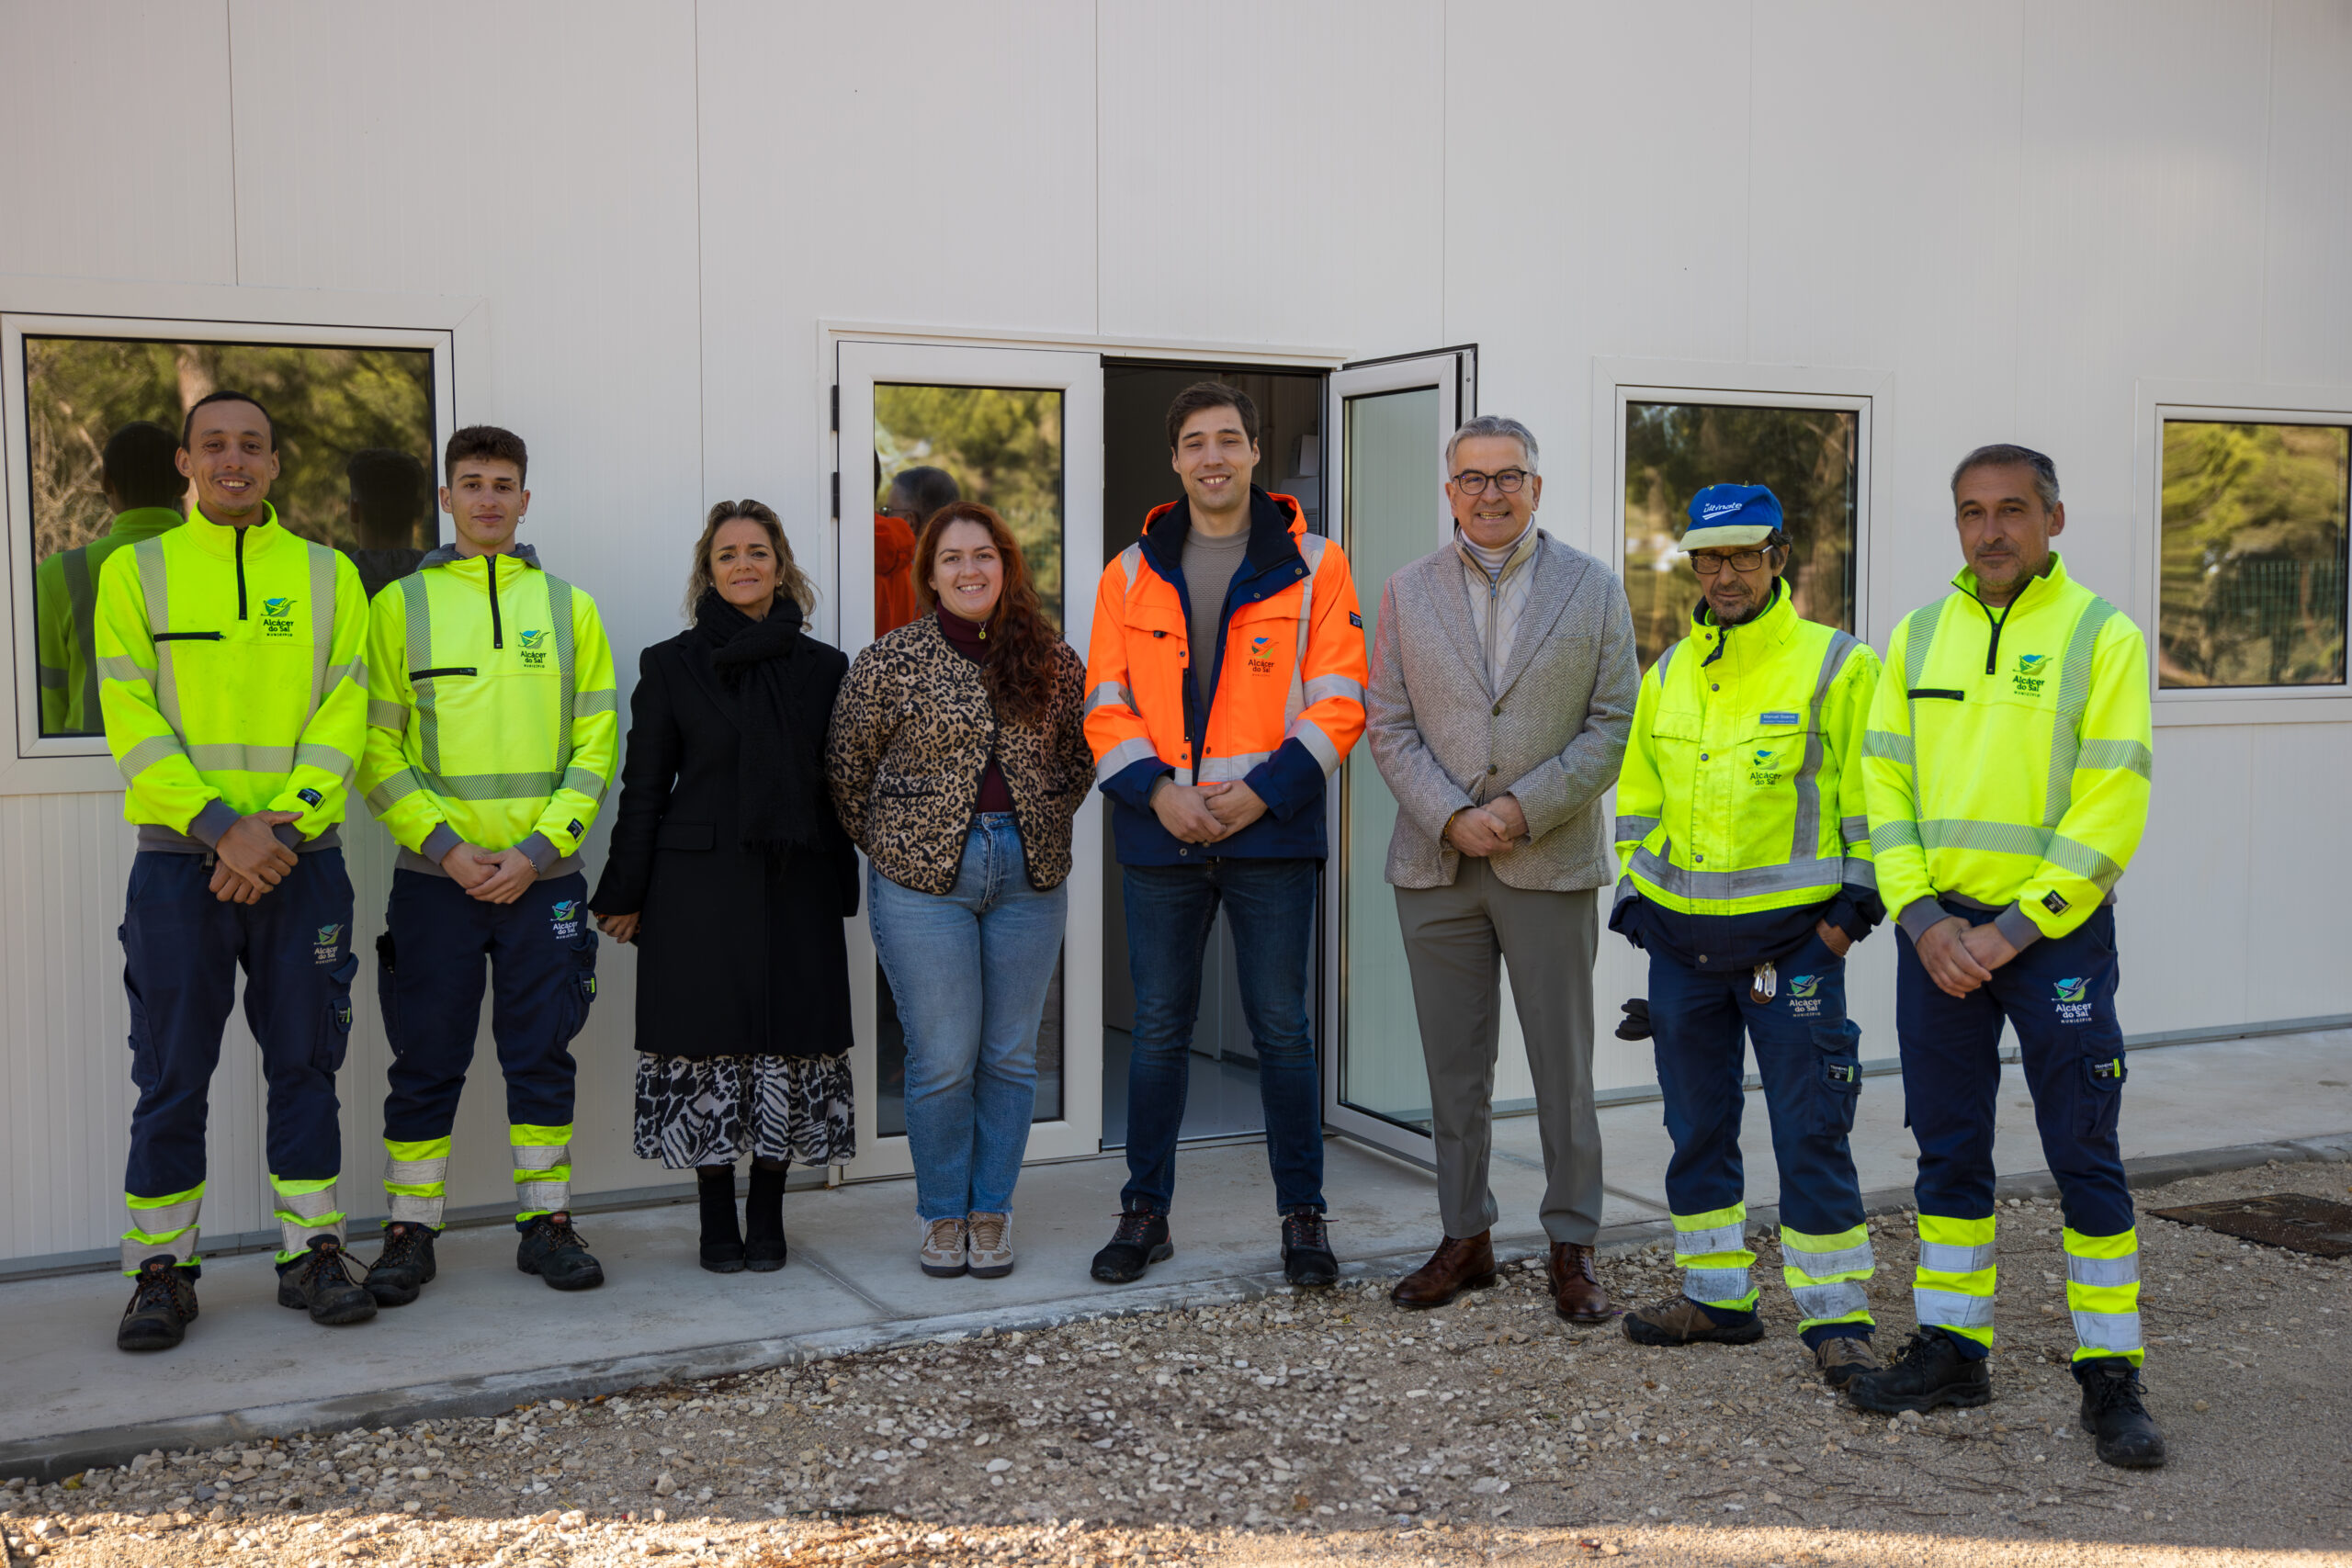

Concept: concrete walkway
[[4, 1028, 2346, 1481]]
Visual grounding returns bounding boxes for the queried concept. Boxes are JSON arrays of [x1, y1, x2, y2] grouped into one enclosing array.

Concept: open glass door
[[1320, 347, 1474, 1165], [834, 340, 1106, 1177]]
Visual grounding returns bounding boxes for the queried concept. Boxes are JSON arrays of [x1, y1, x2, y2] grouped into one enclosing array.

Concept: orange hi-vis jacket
[[1084, 488, 1368, 864]]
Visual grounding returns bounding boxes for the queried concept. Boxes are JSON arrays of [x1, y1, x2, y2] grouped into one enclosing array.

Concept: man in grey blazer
[[1365, 414, 1639, 1322]]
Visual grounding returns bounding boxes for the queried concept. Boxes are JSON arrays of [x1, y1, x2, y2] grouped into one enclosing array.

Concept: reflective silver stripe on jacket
[[401, 574, 440, 772], [1631, 846, 1848, 902], [1085, 681, 1136, 716], [1614, 814, 1660, 842], [135, 539, 185, 734], [1787, 629, 1860, 863], [1280, 533, 1332, 741], [306, 543, 339, 710], [1095, 734, 1159, 785], [2041, 596, 2118, 829], [1197, 750, 1274, 784]]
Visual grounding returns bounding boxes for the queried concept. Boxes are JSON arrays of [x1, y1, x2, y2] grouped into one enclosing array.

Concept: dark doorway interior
[[1098, 360, 1327, 1147]]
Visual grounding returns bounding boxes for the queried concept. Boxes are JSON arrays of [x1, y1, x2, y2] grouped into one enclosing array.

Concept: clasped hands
[[1150, 777, 1269, 846], [439, 840, 540, 905], [1442, 794, 1529, 858], [1915, 916, 2018, 998]]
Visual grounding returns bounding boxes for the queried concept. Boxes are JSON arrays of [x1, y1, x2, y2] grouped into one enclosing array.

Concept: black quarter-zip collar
[[233, 527, 248, 620], [487, 551, 504, 649], [419, 542, 545, 652]]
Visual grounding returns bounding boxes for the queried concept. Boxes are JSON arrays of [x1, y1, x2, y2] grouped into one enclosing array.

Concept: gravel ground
[[6, 1158, 2348, 1568]]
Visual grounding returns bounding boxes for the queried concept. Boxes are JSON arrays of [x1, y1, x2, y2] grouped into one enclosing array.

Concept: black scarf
[[695, 589, 823, 853]]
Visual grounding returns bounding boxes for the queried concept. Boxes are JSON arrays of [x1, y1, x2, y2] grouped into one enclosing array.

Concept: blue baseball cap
[[1681, 484, 1784, 551]]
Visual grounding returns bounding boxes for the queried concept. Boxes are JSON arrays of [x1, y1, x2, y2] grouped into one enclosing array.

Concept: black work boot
[[117, 1257, 198, 1352], [364, 1222, 437, 1307], [1282, 1209, 1338, 1288], [276, 1236, 379, 1325], [2077, 1357, 2166, 1468], [517, 1213, 605, 1291], [1844, 1330, 1991, 1414], [697, 1165, 745, 1274], [1090, 1208, 1172, 1284]]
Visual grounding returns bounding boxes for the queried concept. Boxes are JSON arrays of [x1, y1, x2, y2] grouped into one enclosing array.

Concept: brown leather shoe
[[1389, 1231, 1498, 1310], [1548, 1241, 1615, 1324], [1814, 1335, 1881, 1388]]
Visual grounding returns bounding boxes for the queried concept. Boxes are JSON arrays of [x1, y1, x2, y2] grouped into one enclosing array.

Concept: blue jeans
[[1120, 855, 1324, 1216], [870, 815, 1067, 1221]]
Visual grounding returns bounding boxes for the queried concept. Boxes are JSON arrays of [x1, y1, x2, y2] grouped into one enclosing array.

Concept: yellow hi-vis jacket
[[358, 544, 618, 876], [37, 506, 183, 735], [94, 504, 370, 848], [1611, 581, 1883, 972], [1862, 553, 2152, 950]]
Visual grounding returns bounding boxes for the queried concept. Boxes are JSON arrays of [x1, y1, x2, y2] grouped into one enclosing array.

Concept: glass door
[[834, 340, 1106, 1177], [1320, 347, 1474, 1164]]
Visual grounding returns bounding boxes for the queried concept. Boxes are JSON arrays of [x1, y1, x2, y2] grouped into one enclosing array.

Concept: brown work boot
[[1622, 1294, 1764, 1347], [1814, 1335, 1881, 1389], [1389, 1231, 1498, 1310], [1548, 1241, 1616, 1324]]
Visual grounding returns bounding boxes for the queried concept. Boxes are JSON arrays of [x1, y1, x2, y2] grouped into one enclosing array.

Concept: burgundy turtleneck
[[937, 608, 1015, 814]]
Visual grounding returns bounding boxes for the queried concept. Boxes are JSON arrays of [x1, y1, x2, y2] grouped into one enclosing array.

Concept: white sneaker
[[967, 1212, 1013, 1279], [920, 1216, 967, 1278]]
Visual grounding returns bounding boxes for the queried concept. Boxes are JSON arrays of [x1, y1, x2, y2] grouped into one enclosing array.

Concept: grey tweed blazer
[[1366, 533, 1638, 891]]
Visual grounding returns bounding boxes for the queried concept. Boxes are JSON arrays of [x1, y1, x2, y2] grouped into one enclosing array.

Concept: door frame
[[1318, 345, 1476, 1167]]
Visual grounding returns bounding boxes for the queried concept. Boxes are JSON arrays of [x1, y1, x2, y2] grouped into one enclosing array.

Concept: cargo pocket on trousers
[[564, 931, 600, 1043], [122, 948, 160, 1093], [2078, 1052, 2127, 1138], [375, 931, 402, 1060], [1812, 1020, 1863, 1136], [319, 953, 359, 1075]]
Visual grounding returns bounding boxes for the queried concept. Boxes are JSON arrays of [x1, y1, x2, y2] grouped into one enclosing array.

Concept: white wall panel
[[2261, 0, 2352, 387], [694, 0, 1102, 637], [0, 1, 238, 286], [1097, 0, 1442, 356], [2115, 724, 2252, 1033]]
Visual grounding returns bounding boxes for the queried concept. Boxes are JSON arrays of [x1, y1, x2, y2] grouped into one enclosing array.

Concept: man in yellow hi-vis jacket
[[1609, 485, 1886, 1389], [100, 391, 379, 1351], [1849, 444, 2165, 1470], [356, 425, 618, 1304]]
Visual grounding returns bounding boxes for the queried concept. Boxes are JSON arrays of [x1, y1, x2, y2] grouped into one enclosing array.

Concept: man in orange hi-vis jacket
[[1083, 381, 1367, 1292]]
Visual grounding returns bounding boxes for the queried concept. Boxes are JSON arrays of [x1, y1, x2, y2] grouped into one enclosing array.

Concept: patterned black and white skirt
[[632, 1053, 855, 1169]]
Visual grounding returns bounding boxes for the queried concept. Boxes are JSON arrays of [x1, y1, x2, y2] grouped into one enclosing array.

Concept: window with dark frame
[[2158, 419, 2349, 691], [1623, 400, 1860, 671], [24, 333, 437, 739]]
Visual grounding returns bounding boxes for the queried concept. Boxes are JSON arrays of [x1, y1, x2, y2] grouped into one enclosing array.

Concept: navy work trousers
[[121, 849, 356, 1201], [1896, 900, 2134, 1242], [1649, 926, 1869, 1292], [378, 869, 595, 1144]]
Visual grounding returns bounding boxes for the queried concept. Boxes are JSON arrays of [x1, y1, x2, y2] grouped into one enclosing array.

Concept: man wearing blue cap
[[1609, 484, 1888, 1387]]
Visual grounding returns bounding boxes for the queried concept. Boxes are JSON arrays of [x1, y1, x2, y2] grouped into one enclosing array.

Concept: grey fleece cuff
[[1897, 897, 1951, 945], [517, 832, 560, 874], [419, 822, 465, 868], [270, 823, 306, 851], [187, 798, 241, 850], [1993, 903, 2045, 953]]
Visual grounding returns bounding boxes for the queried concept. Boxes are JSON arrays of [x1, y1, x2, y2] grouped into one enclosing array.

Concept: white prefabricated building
[[2, 1, 2347, 1275]]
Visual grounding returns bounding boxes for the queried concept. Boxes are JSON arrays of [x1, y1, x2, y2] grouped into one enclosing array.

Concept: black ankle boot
[[745, 1163, 788, 1272], [697, 1165, 744, 1273]]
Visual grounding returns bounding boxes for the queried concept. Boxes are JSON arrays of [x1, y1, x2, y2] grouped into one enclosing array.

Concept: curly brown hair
[[684, 499, 817, 620], [915, 502, 1061, 725]]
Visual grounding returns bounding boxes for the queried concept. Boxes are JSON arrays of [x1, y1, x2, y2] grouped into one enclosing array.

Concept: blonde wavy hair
[[684, 499, 816, 619]]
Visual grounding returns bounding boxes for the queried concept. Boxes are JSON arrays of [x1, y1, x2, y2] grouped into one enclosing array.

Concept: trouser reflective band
[[1672, 1202, 1757, 1311], [384, 1136, 453, 1228], [1781, 1223, 1876, 1332], [2064, 1226, 2144, 1366], [511, 1123, 573, 1220], [122, 1183, 205, 1276], [1914, 1213, 1997, 1349], [271, 1175, 346, 1262]]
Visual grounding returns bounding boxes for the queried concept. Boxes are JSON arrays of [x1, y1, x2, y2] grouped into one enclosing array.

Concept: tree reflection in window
[[2159, 421, 2348, 689], [25, 334, 435, 737], [1623, 402, 1859, 671]]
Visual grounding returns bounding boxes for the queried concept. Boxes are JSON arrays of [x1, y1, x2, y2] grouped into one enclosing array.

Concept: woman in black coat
[[590, 500, 856, 1272]]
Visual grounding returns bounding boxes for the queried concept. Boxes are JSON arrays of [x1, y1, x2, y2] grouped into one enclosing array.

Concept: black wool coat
[[590, 626, 857, 1060]]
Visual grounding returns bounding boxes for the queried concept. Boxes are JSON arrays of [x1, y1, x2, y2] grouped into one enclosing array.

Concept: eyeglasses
[[1689, 549, 1771, 576], [1450, 468, 1532, 497]]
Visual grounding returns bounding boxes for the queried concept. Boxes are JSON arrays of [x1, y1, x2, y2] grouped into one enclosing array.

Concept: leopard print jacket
[[825, 614, 1093, 895]]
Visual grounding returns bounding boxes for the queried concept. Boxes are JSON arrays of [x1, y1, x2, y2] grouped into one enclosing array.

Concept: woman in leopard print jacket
[[826, 502, 1091, 1280]]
